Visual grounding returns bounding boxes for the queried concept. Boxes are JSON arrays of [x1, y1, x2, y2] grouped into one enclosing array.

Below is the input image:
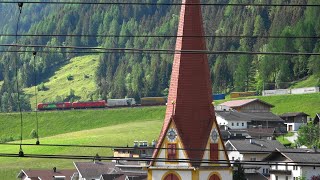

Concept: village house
[[113, 141, 155, 160], [17, 167, 75, 180], [73, 161, 147, 180], [263, 148, 320, 180], [225, 139, 285, 177], [279, 112, 309, 131], [219, 99, 286, 133], [216, 110, 252, 129]]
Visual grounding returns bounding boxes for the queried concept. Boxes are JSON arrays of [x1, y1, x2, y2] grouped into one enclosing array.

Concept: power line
[[0, 152, 320, 167], [1, 33, 320, 39], [0, 1, 320, 7], [1, 44, 320, 56], [1, 143, 320, 154]]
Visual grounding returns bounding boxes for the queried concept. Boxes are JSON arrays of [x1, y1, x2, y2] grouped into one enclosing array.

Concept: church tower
[[147, 0, 232, 179]]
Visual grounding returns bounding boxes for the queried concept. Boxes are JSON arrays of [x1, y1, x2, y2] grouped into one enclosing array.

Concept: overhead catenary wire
[[2, 44, 320, 56], [1, 33, 320, 39], [0, 152, 320, 167], [0, 1, 318, 168], [1, 142, 320, 155], [0, 1, 320, 7], [15, 2, 24, 157]]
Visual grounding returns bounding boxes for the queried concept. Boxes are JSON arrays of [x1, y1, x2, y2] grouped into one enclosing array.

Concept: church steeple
[[148, 0, 232, 179], [152, 0, 216, 166]]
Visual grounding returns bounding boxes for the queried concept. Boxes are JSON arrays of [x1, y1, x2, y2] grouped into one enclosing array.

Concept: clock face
[[167, 128, 177, 142], [210, 128, 219, 143]]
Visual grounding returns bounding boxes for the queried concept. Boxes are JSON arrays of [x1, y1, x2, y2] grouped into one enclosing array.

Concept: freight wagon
[[37, 102, 72, 110], [72, 100, 106, 109], [262, 89, 291, 96], [291, 87, 319, 94], [107, 98, 136, 107], [140, 97, 167, 106], [230, 91, 256, 98]]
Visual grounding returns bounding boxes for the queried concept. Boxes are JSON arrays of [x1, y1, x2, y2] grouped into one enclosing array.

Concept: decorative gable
[[201, 120, 230, 167], [154, 118, 190, 167]]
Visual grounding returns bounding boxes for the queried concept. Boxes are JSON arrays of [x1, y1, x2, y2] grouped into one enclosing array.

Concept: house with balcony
[[219, 99, 286, 133], [279, 112, 309, 131], [225, 139, 285, 178], [263, 148, 320, 180]]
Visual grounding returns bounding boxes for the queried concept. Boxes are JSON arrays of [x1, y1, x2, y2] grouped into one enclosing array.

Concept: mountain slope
[[24, 55, 99, 107], [0, 0, 319, 113]]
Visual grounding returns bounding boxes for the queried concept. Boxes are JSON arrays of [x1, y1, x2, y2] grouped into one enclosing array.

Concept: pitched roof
[[279, 112, 309, 117], [220, 99, 274, 108], [264, 148, 320, 164], [245, 173, 268, 180], [242, 112, 284, 122], [216, 110, 253, 122], [74, 162, 120, 179], [17, 169, 75, 180], [247, 128, 276, 137], [227, 139, 285, 153], [217, 110, 284, 122], [152, 0, 229, 167]]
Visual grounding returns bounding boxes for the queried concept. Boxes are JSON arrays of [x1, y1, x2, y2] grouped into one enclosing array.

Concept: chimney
[[152, 140, 157, 147]]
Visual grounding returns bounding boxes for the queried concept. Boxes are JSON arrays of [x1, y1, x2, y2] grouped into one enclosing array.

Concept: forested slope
[[0, 0, 319, 112]]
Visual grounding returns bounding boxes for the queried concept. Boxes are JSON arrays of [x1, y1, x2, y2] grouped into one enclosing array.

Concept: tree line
[[0, 0, 319, 112]]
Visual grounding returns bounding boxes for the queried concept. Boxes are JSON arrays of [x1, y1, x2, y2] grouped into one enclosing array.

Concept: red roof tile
[[220, 99, 274, 108], [152, 0, 219, 167]]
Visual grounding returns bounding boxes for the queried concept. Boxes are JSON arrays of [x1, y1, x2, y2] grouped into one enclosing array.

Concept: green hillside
[[291, 75, 320, 88], [0, 106, 165, 142], [24, 55, 100, 108], [1, 1, 320, 113], [0, 120, 163, 179], [216, 93, 320, 116], [0, 93, 319, 178]]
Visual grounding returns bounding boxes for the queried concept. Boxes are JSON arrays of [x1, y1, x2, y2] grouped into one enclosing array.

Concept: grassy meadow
[[0, 106, 165, 141], [216, 92, 320, 116], [0, 120, 163, 179], [24, 55, 100, 109], [291, 75, 320, 88]]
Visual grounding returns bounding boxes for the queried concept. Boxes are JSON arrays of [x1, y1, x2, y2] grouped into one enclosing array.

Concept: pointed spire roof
[[153, 0, 216, 166]]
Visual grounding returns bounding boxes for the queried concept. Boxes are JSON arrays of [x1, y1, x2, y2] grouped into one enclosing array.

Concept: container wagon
[[212, 94, 226, 100]]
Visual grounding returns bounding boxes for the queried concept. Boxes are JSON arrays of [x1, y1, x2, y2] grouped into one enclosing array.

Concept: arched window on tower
[[209, 174, 221, 180], [163, 173, 180, 180]]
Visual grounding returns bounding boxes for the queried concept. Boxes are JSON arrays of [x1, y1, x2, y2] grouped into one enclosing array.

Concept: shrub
[[30, 129, 38, 139], [67, 74, 74, 81], [37, 82, 47, 91]]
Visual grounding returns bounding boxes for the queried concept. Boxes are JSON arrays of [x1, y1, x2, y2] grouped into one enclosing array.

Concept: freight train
[[37, 97, 167, 110]]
